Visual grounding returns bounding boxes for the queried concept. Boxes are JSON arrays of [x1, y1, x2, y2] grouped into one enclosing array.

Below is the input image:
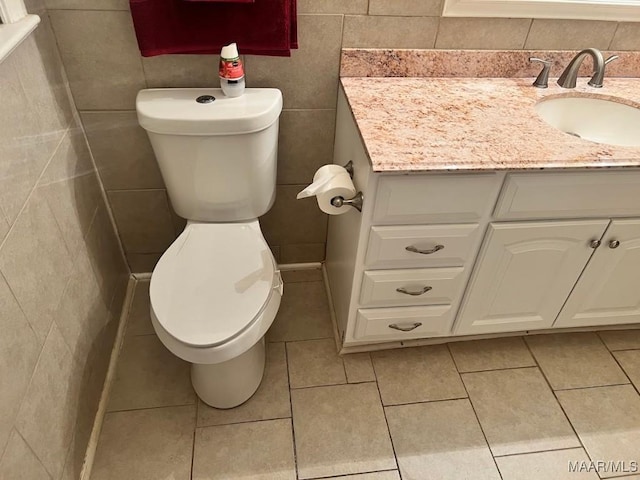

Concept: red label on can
[[219, 58, 244, 80]]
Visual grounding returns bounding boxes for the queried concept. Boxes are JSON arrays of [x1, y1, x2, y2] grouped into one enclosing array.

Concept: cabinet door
[[555, 219, 640, 328], [455, 220, 609, 335]]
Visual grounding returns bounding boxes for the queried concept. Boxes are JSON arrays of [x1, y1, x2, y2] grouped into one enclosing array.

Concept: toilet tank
[[136, 88, 283, 222]]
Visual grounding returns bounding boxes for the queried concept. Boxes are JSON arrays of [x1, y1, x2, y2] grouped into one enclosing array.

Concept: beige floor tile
[[107, 335, 195, 411], [448, 337, 536, 373], [372, 345, 466, 405], [291, 383, 396, 479], [386, 399, 500, 480], [126, 280, 154, 336], [599, 329, 640, 351], [496, 448, 599, 480], [557, 385, 640, 478], [280, 268, 323, 283], [344, 352, 376, 383], [526, 333, 629, 390], [287, 338, 346, 388], [193, 419, 295, 480], [615, 350, 640, 389], [267, 281, 333, 342], [462, 368, 580, 456], [91, 405, 195, 480], [330, 473, 401, 480], [197, 343, 290, 427]]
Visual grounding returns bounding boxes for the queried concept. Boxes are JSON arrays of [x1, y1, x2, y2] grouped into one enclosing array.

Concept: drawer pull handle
[[389, 322, 423, 332], [396, 286, 433, 296], [406, 244, 444, 255]]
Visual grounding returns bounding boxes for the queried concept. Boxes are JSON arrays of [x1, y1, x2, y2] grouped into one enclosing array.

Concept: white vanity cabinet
[[554, 219, 640, 329], [326, 89, 503, 347], [454, 220, 609, 335], [325, 88, 640, 350]]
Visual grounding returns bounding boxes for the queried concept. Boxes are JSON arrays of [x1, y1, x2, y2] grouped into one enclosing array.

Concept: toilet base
[[191, 337, 266, 409]]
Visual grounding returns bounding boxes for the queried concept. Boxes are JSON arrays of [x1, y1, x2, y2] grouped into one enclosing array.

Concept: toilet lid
[[150, 222, 276, 348]]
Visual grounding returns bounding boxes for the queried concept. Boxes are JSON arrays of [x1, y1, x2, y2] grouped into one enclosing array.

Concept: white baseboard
[[80, 276, 137, 480]]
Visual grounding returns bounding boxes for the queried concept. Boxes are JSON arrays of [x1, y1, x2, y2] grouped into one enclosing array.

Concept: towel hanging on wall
[[183, 0, 254, 3], [129, 0, 297, 57]]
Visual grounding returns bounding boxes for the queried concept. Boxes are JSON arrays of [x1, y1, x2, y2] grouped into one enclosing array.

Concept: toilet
[[136, 88, 284, 409]]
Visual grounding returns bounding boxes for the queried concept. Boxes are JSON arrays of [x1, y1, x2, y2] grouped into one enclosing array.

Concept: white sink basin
[[534, 96, 640, 147]]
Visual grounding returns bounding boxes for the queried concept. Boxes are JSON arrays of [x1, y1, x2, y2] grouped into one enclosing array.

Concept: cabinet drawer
[[373, 173, 502, 224], [494, 171, 640, 220], [354, 305, 454, 342], [360, 267, 465, 307], [366, 224, 481, 268]]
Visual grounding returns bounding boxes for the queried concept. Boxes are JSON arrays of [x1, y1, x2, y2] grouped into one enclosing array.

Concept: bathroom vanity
[[325, 61, 640, 351]]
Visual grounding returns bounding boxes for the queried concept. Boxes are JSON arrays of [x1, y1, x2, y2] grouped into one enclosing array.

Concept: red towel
[[183, 0, 254, 3], [130, 0, 297, 57]]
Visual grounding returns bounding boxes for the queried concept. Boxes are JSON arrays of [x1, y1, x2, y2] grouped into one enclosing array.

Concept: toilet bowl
[[137, 87, 283, 409], [149, 220, 282, 408]]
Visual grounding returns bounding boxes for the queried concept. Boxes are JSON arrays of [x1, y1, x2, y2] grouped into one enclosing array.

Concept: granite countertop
[[340, 76, 640, 172]]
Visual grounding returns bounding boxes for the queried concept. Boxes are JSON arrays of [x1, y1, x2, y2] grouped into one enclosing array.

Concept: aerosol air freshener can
[[219, 43, 245, 98]]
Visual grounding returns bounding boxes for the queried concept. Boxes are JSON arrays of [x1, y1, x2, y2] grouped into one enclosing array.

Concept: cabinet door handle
[[396, 286, 433, 296], [388, 322, 423, 332], [589, 239, 601, 249], [405, 244, 444, 255], [609, 240, 620, 249]]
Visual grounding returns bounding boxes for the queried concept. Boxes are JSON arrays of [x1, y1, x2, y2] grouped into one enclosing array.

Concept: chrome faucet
[[557, 48, 606, 88]]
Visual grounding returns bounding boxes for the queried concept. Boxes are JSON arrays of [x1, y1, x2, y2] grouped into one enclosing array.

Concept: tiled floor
[[91, 270, 640, 480]]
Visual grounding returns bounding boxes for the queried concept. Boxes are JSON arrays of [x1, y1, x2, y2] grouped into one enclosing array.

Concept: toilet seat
[[150, 221, 282, 359]]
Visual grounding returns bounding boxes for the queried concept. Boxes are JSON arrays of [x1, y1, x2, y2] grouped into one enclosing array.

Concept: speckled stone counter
[[339, 50, 640, 172]]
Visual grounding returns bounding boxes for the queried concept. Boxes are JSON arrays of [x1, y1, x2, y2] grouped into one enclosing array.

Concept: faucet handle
[[596, 55, 619, 74], [605, 55, 620, 65], [530, 57, 552, 88]]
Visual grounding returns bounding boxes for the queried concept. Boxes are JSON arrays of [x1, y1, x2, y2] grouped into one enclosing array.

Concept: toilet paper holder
[[331, 192, 364, 212], [343, 160, 354, 178], [330, 161, 363, 212]]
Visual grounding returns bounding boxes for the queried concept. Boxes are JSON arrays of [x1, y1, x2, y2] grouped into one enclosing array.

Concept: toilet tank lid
[[136, 88, 282, 135]]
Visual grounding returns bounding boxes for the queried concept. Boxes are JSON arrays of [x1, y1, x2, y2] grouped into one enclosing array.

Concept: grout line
[[190, 400, 197, 480], [607, 22, 621, 51], [283, 340, 300, 480], [383, 395, 470, 408], [306, 468, 401, 480], [8, 365, 59, 477], [457, 363, 552, 375], [522, 18, 534, 50], [5, 321, 59, 475], [195, 415, 293, 430], [0, 125, 70, 252], [521, 340, 590, 460], [608, 352, 640, 398], [553, 381, 631, 393], [371, 358, 401, 478], [596, 330, 640, 353], [340, 347, 349, 383], [432, 16, 442, 49], [288, 380, 376, 393], [493, 445, 589, 459], [290, 381, 349, 391], [103, 400, 198, 416], [447, 344, 504, 480]]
